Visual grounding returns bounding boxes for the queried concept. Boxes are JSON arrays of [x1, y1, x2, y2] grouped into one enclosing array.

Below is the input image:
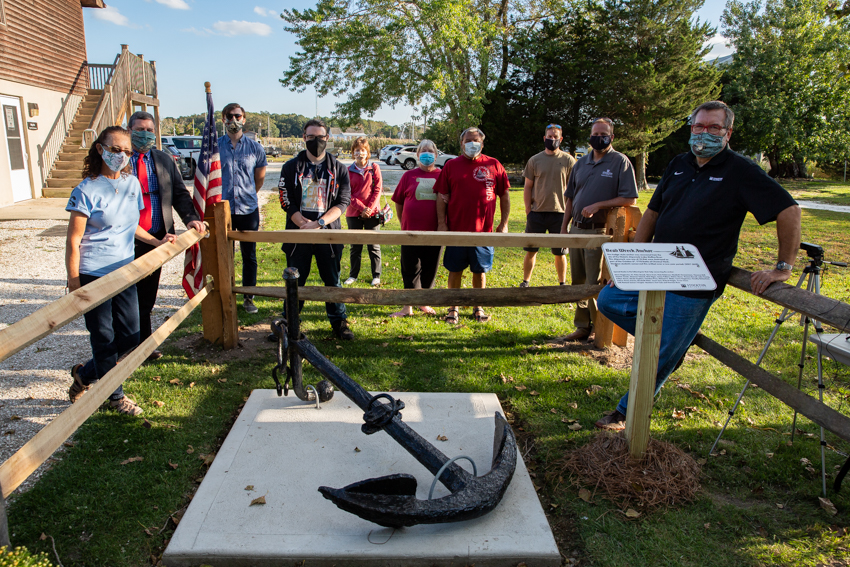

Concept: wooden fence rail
[[0, 229, 205, 364]]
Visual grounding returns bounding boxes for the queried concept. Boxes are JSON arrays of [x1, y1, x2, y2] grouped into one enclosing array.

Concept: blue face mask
[[689, 132, 726, 159], [131, 130, 157, 153], [418, 152, 436, 166]]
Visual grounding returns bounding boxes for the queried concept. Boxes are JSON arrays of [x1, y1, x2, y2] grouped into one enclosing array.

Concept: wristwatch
[[317, 218, 326, 228], [775, 261, 793, 271]]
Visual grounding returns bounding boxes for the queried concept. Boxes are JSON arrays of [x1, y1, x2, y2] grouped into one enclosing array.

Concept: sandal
[[473, 308, 490, 323], [445, 308, 459, 324]]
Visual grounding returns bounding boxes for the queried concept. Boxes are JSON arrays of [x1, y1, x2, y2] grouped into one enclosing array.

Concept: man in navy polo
[[594, 100, 801, 430], [219, 102, 267, 314]]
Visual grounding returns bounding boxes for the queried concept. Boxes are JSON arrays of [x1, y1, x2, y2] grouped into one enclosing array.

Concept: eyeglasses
[[691, 123, 727, 135], [225, 113, 243, 120], [102, 144, 132, 156], [305, 135, 329, 141], [547, 124, 562, 130]]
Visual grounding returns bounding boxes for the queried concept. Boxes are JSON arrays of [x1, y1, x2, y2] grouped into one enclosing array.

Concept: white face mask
[[463, 141, 482, 158], [101, 147, 131, 173]]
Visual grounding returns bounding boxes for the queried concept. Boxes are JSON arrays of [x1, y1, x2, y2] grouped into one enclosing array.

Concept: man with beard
[[560, 117, 638, 341]]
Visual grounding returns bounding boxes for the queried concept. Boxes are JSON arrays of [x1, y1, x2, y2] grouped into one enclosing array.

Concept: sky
[[82, 0, 733, 124]]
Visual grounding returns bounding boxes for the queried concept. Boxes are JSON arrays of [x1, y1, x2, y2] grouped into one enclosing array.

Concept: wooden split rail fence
[[0, 228, 208, 545]]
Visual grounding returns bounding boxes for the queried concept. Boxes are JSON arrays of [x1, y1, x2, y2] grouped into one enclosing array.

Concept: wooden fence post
[[625, 289, 665, 458], [594, 207, 639, 348], [214, 201, 239, 349], [200, 206, 224, 345]]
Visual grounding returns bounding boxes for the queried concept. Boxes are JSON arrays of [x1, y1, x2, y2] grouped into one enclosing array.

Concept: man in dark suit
[[129, 111, 205, 360]]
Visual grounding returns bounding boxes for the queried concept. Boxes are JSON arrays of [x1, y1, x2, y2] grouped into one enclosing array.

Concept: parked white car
[[392, 147, 457, 170], [378, 144, 404, 164], [161, 135, 203, 178]]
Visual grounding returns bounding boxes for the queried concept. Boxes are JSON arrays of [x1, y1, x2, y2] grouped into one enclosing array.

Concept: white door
[[0, 96, 32, 202]]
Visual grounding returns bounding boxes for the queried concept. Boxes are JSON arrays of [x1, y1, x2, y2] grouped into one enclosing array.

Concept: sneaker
[[69, 364, 89, 403], [331, 320, 355, 341], [371, 277, 381, 287], [343, 277, 357, 285], [594, 410, 626, 431], [519, 280, 530, 288], [109, 396, 144, 416], [243, 297, 258, 314]]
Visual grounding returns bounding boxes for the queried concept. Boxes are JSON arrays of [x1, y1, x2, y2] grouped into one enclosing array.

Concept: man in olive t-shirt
[[560, 117, 638, 341], [520, 124, 576, 287]]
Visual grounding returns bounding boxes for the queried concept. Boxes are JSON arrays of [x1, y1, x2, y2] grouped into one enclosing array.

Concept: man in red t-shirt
[[435, 127, 510, 323]]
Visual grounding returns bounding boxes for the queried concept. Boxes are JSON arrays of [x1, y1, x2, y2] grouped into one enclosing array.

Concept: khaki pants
[[568, 226, 605, 330]]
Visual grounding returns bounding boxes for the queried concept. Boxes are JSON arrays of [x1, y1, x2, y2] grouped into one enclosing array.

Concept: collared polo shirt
[[219, 134, 268, 215], [131, 150, 163, 233], [565, 149, 637, 224], [649, 146, 797, 297]]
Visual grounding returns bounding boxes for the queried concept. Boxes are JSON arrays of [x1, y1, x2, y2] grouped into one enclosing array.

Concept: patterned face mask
[[689, 132, 726, 159], [131, 130, 157, 152], [100, 147, 131, 172]]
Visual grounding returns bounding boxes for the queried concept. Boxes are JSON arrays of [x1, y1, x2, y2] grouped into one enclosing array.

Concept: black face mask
[[589, 135, 611, 151], [306, 138, 327, 157], [544, 138, 560, 151]]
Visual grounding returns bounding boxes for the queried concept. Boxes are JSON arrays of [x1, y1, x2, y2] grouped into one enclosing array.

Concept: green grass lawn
[[781, 180, 850, 206], [8, 183, 850, 566]]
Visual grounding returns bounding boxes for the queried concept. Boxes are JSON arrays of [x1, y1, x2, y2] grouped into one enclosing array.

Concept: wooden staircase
[[42, 89, 103, 198]]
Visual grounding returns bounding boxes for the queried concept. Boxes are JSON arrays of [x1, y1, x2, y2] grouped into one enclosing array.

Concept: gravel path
[[0, 180, 278, 496]]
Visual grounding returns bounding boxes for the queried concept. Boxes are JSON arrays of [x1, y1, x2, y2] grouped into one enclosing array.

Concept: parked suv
[[392, 147, 457, 170], [379, 145, 404, 164], [162, 143, 192, 179], [161, 136, 203, 178], [264, 145, 282, 157]]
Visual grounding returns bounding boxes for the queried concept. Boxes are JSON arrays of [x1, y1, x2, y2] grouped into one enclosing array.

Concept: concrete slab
[[164, 390, 560, 567], [0, 199, 70, 221]]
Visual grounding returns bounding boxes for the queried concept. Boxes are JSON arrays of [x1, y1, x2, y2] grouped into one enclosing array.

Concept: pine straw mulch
[[557, 432, 702, 511]]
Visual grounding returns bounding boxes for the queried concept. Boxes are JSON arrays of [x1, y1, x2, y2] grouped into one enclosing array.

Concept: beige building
[[0, 0, 160, 205]]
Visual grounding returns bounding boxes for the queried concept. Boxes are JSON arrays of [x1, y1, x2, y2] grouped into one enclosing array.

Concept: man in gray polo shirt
[[560, 117, 637, 341]]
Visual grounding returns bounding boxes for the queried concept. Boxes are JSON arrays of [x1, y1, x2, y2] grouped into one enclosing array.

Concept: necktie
[[138, 154, 152, 231]]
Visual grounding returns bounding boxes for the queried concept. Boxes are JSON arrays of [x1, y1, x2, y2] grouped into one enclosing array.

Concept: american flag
[[182, 85, 222, 298]]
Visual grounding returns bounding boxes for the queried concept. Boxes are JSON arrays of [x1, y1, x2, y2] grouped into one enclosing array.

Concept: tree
[[600, 0, 720, 190], [280, 0, 555, 129], [722, 0, 850, 177]]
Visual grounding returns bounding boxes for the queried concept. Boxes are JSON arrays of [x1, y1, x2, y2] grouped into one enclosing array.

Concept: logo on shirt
[[414, 177, 437, 201], [601, 169, 613, 178], [709, 177, 724, 181], [473, 166, 493, 182], [674, 171, 684, 176]]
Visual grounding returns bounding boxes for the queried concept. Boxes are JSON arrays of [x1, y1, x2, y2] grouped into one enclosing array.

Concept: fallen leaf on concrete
[[437, 435, 448, 441], [120, 456, 143, 465], [9, 416, 20, 421], [245, 485, 254, 491], [625, 509, 641, 518], [250, 495, 267, 506], [578, 488, 592, 502], [820, 497, 838, 516], [354, 447, 361, 452]]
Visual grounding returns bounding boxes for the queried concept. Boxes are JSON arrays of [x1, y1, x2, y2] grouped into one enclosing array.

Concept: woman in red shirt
[[390, 139, 444, 317], [343, 136, 383, 286]]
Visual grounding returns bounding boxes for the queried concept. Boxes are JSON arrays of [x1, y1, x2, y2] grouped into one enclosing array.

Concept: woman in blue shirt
[[65, 126, 175, 416]]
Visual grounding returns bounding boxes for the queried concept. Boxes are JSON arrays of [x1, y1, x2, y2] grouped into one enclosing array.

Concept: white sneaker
[[343, 277, 357, 285], [371, 277, 381, 287]]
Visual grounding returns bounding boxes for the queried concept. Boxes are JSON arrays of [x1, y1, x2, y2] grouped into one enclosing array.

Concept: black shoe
[[146, 349, 163, 362], [331, 320, 354, 341]]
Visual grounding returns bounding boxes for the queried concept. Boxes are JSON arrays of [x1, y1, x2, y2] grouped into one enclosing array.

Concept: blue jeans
[[78, 273, 140, 401], [596, 285, 716, 416], [231, 208, 260, 299]]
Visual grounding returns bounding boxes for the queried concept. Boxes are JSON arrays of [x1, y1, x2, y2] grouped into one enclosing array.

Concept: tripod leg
[[791, 272, 818, 442], [710, 380, 752, 455]]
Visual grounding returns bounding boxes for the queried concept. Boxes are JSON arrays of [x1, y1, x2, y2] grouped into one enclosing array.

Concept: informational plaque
[[601, 243, 716, 291]]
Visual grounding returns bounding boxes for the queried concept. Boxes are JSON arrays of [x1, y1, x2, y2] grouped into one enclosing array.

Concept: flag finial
[[204, 81, 211, 93]]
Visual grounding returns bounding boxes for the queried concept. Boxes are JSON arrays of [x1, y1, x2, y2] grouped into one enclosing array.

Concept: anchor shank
[[295, 338, 471, 492]]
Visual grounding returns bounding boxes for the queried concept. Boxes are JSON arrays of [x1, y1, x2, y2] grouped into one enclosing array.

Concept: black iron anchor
[[277, 267, 518, 528]]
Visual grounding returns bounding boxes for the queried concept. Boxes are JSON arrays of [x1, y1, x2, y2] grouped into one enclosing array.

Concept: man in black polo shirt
[[594, 100, 801, 430], [560, 117, 638, 341]]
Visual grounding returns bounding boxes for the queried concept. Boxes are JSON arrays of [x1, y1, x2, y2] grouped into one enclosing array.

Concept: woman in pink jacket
[[344, 136, 383, 286]]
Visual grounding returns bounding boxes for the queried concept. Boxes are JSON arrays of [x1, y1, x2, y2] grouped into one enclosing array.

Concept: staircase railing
[[37, 64, 88, 187], [86, 45, 158, 147]]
